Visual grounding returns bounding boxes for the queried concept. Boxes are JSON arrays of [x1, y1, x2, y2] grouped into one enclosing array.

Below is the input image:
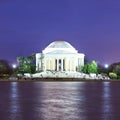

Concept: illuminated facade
[[36, 41, 85, 72]]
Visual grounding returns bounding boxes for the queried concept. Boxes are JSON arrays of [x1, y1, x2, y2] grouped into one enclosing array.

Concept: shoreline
[[0, 78, 120, 82]]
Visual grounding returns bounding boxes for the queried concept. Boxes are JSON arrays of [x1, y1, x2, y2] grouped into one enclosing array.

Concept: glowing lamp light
[[12, 64, 17, 69], [104, 64, 109, 68]]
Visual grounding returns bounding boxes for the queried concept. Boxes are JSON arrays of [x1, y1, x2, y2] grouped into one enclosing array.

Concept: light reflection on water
[[9, 82, 22, 120], [35, 82, 87, 120], [102, 82, 112, 120], [0, 82, 120, 120]]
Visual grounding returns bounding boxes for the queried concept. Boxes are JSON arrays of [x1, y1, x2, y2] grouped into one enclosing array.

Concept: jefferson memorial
[[36, 40, 85, 72]]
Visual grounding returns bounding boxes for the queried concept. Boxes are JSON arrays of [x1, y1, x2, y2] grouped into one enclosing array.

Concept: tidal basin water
[[0, 82, 120, 120]]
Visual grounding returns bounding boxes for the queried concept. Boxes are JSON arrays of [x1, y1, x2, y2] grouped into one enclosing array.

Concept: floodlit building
[[36, 40, 85, 72]]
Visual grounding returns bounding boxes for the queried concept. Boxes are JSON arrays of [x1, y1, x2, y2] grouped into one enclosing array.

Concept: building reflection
[[35, 82, 87, 120]]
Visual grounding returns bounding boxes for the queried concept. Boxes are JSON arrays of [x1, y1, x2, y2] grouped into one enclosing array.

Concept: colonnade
[[56, 59, 64, 71], [36, 56, 84, 72], [44, 58, 77, 71]]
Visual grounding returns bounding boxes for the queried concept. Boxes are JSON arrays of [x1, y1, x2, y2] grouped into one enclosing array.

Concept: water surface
[[0, 82, 120, 120]]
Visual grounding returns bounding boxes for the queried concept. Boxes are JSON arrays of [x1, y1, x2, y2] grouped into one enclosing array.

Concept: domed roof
[[46, 41, 75, 49], [42, 40, 78, 54]]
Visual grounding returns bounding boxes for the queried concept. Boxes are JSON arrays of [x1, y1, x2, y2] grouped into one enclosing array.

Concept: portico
[[36, 40, 85, 72]]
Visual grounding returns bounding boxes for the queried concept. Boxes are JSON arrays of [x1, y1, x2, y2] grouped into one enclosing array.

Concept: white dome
[[46, 41, 75, 49], [43, 40, 78, 54]]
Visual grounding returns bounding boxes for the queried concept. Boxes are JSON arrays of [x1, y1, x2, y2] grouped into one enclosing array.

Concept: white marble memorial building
[[36, 40, 85, 72]]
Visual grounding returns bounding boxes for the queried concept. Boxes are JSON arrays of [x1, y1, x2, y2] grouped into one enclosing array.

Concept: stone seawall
[[0, 78, 119, 82]]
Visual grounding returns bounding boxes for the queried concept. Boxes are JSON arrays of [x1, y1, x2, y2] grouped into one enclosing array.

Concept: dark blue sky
[[0, 0, 120, 65]]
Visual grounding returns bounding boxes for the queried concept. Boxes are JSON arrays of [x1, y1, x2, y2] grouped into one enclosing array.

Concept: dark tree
[[97, 64, 108, 74], [17, 54, 36, 74], [108, 62, 120, 76], [0, 60, 13, 77]]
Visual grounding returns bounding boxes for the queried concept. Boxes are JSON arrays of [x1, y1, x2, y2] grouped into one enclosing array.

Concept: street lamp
[[12, 64, 17, 74], [12, 64, 17, 69], [104, 64, 109, 68]]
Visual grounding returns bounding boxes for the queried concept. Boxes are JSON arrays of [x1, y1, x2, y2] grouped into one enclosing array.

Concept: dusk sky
[[0, 0, 120, 66]]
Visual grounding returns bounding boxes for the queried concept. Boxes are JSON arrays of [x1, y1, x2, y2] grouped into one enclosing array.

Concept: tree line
[[1, 55, 120, 79], [82, 59, 120, 79], [0, 60, 13, 78], [17, 54, 36, 75]]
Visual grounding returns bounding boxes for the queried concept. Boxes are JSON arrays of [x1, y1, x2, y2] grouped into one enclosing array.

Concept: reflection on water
[[102, 82, 112, 120], [35, 82, 87, 120], [0, 82, 120, 120], [9, 82, 22, 120]]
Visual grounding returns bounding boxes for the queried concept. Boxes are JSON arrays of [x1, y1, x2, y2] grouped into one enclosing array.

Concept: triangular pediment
[[46, 50, 75, 54]]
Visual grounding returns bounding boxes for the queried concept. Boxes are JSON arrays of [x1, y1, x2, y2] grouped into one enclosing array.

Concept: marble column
[[66, 59, 68, 71], [48, 59, 50, 70], [57, 59, 59, 71], [61, 59, 63, 71], [51, 59, 54, 70], [73, 59, 75, 71], [44, 57, 46, 71], [69, 59, 71, 71]]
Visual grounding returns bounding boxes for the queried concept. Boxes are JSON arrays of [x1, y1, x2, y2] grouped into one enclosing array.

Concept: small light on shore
[[104, 64, 109, 68], [12, 64, 17, 69]]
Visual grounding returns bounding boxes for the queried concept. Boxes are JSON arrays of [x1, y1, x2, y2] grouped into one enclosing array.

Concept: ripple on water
[[0, 82, 120, 120]]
